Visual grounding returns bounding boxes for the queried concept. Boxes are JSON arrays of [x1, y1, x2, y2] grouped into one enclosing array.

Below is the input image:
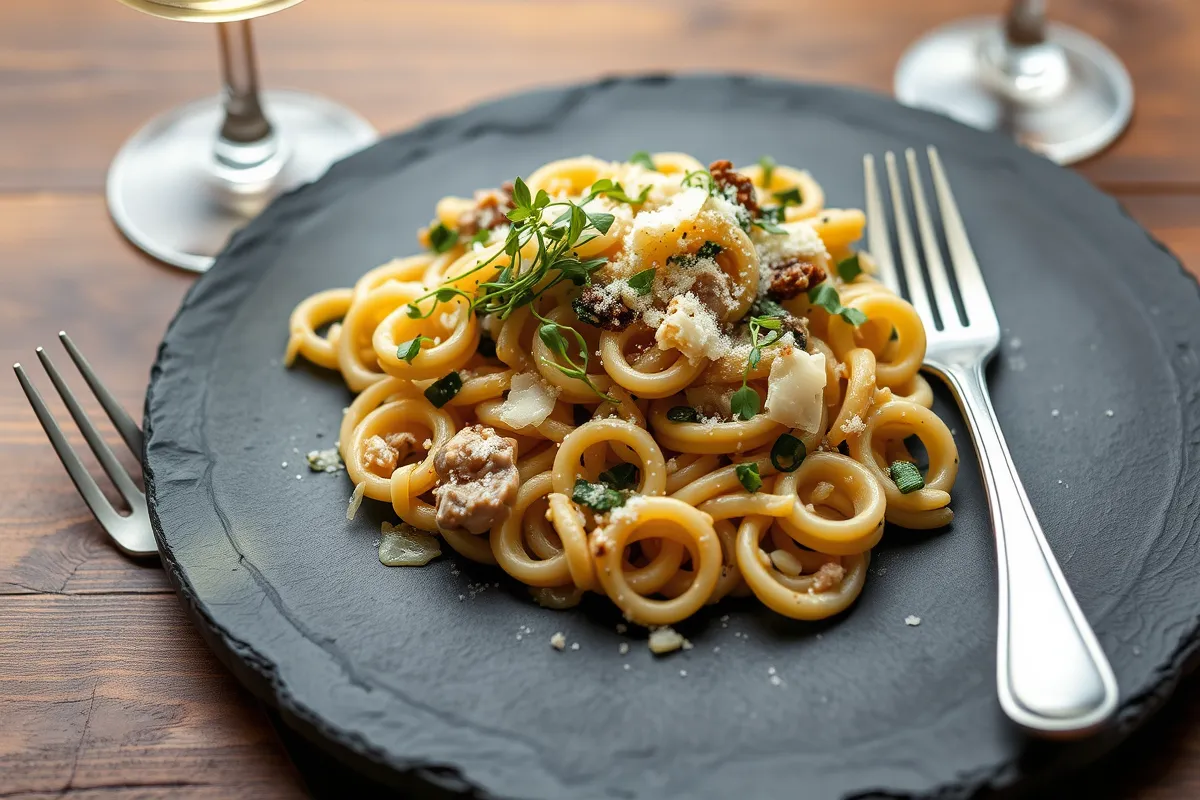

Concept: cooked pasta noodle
[[285, 152, 958, 628]]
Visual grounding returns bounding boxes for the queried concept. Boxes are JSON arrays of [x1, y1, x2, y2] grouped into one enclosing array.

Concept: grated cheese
[[378, 521, 442, 567], [648, 626, 691, 655], [655, 293, 728, 364]]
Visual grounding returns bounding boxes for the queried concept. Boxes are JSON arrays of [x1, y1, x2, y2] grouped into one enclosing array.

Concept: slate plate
[[143, 75, 1200, 799]]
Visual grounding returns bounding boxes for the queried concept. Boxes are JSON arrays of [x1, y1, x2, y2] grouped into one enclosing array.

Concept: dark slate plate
[[143, 75, 1200, 800]]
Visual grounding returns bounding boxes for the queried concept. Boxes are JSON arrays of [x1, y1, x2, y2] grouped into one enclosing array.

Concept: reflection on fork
[[863, 147, 1118, 738], [13, 332, 157, 557]]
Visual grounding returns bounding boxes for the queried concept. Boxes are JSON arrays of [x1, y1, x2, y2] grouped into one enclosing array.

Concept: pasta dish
[[285, 152, 958, 630]]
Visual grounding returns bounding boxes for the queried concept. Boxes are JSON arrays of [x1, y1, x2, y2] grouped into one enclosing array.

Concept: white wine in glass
[[894, 0, 1132, 165], [108, 0, 377, 272]]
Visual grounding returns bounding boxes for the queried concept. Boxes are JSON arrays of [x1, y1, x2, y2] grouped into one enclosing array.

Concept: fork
[[14, 332, 157, 557], [864, 147, 1118, 738]]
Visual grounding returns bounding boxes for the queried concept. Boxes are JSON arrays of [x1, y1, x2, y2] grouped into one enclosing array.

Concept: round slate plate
[[144, 75, 1200, 800]]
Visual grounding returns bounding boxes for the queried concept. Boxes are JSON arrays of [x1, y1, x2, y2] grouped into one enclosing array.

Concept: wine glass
[[108, 0, 378, 273], [894, 0, 1133, 165]]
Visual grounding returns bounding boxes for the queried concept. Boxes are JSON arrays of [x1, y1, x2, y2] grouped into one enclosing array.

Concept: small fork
[[864, 147, 1118, 738], [14, 332, 157, 557]]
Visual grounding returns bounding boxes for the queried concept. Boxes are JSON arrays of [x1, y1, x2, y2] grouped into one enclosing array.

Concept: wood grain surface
[[1, 1, 1197, 797]]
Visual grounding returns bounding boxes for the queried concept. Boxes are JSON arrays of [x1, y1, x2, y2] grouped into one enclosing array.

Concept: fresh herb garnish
[[758, 155, 776, 187], [770, 433, 806, 473], [536, 314, 615, 402], [752, 216, 787, 235], [808, 283, 868, 326], [750, 297, 789, 320], [773, 187, 803, 206], [428, 222, 459, 254], [629, 151, 657, 172], [736, 462, 763, 493], [667, 240, 723, 268], [396, 335, 432, 364], [598, 462, 640, 491], [423, 372, 462, 408], [666, 406, 700, 423], [627, 268, 656, 296], [682, 169, 715, 195], [837, 254, 863, 283], [732, 315, 785, 420], [586, 178, 651, 205], [572, 478, 627, 512], [889, 461, 925, 494], [468, 229, 490, 247], [758, 206, 786, 224]]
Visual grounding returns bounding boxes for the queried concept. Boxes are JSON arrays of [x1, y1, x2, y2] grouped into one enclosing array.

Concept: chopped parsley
[[773, 187, 803, 206], [770, 434, 806, 473], [735, 462, 763, 493], [627, 268, 656, 296], [396, 335, 432, 364], [423, 372, 462, 408], [666, 406, 700, 423], [428, 222, 459, 254], [598, 462, 640, 491], [836, 254, 863, 283], [572, 478, 627, 512], [808, 283, 868, 326], [629, 151, 657, 171], [667, 240, 723, 268]]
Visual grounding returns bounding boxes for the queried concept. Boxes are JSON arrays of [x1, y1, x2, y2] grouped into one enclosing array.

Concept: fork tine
[[905, 148, 961, 329], [35, 348, 144, 508], [884, 151, 934, 324], [59, 331, 143, 458], [863, 154, 900, 293], [14, 363, 123, 531], [926, 146, 1000, 330]]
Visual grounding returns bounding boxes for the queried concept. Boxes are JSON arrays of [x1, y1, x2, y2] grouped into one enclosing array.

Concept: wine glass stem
[[215, 21, 277, 169], [1004, 0, 1046, 46]]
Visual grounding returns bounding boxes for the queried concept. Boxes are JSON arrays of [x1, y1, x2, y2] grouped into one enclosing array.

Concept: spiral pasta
[[285, 152, 958, 629]]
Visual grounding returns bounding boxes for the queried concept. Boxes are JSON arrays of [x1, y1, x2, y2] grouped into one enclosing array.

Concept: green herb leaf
[[588, 179, 651, 205], [696, 240, 722, 258], [748, 347, 761, 371], [571, 478, 627, 512], [533, 188, 550, 209], [405, 303, 423, 319], [751, 315, 782, 330], [837, 254, 862, 283], [628, 268, 656, 296], [770, 434, 806, 473], [730, 386, 760, 421], [511, 176, 532, 209], [758, 155, 776, 187], [538, 323, 569, 358], [598, 462, 640, 490], [556, 256, 607, 286], [735, 462, 763, 493], [396, 335, 430, 364], [428, 223, 459, 254], [588, 212, 615, 234], [469, 229, 490, 247], [423, 372, 462, 408], [682, 170, 715, 195], [773, 187, 803, 207], [750, 298, 788, 319], [666, 406, 699, 423], [752, 217, 787, 235], [840, 307, 869, 326], [889, 461, 925, 494], [629, 151, 657, 171], [507, 206, 532, 222]]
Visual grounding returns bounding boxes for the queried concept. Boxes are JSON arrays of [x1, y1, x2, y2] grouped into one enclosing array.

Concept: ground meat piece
[[810, 561, 847, 593], [709, 159, 760, 217], [432, 425, 520, 535], [362, 435, 399, 474], [766, 257, 827, 300], [457, 184, 515, 237], [384, 432, 420, 462], [572, 286, 637, 331]]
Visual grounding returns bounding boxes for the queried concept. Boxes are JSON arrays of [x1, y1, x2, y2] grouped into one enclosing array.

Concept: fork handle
[[938, 362, 1119, 738]]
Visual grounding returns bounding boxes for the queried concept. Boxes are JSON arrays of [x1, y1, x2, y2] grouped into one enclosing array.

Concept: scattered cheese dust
[[531, 585, 585, 609], [346, 482, 366, 521], [550, 632, 567, 651], [618, 642, 630, 655], [648, 626, 691, 655], [905, 615, 922, 626], [377, 521, 442, 567], [840, 414, 866, 436]]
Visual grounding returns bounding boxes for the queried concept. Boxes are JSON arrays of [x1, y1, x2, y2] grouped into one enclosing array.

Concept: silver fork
[[864, 147, 1118, 738], [14, 332, 157, 557]]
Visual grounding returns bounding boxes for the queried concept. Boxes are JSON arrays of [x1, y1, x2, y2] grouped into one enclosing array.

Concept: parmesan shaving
[[655, 293, 727, 364], [648, 626, 690, 655], [764, 347, 826, 432], [378, 521, 442, 567], [346, 482, 366, 521], [496, 372, 559, 429]]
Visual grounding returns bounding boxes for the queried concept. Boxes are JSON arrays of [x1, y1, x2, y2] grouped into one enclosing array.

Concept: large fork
[[864, 147, 1118, 737], [14, 332, 157, 557]]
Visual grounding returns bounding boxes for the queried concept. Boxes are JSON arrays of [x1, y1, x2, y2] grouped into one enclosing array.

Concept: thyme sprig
[[730, 315, 785, 421]]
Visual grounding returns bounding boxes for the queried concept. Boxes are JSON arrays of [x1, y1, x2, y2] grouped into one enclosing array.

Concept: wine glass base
[[107, 90, 377, 273], [894, 17, 1133, 165]]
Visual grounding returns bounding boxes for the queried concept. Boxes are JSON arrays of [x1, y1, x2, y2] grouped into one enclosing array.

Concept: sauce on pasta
[[285, 152, 958, 627]]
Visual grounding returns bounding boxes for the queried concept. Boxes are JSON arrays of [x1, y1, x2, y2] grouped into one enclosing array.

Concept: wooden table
[[1, 1, 1197, 796]]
